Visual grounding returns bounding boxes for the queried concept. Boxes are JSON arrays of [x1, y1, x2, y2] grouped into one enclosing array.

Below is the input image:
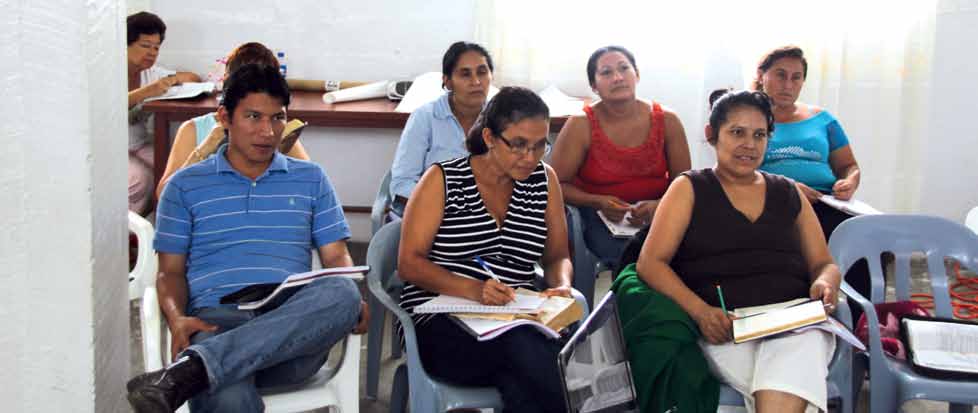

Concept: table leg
[[152, 113, 171, 189]]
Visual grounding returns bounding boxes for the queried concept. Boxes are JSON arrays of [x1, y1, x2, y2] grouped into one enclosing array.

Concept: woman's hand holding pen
[[691, 304, 734, 344], [810, 277, 839, 314], [479, 278, 516, 305], [147, 74, 180, 98]]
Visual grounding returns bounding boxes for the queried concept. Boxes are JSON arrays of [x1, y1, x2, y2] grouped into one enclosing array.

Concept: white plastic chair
[[138, 258, 360, 412], [129, 211, 157, 301], [966, 206, 978, 235]]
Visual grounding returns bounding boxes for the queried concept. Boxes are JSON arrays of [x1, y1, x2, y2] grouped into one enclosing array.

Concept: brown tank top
[[671, 168, 809, 309]]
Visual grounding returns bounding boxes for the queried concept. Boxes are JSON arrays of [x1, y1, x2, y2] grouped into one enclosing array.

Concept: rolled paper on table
[[287, 78, 372, 92], [322, 80, 389, 104]]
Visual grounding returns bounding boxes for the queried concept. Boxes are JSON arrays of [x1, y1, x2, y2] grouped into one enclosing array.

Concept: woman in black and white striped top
[[398, 87, 573, 412]]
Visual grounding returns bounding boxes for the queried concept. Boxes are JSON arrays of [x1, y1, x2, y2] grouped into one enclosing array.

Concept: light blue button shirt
[[389, 93, 469, 199]]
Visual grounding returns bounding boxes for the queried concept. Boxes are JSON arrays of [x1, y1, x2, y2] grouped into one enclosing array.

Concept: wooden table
[[142, 90, 578, 212], [143, 91, 412, 187]]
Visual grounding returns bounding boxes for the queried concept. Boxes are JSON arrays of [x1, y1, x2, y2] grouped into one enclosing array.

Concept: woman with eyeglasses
[[550, 45, 691, 267], [398, 87, 573, 412]]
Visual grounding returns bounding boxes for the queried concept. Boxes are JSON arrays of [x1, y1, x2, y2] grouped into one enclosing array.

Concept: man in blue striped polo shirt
[[127, 64, 368, 413]]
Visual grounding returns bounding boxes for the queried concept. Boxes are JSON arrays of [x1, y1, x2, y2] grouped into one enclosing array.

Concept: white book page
[[596, 209, 642, 238], [537, 85, 585, 117], [732, 297, 811, 318], [904, 318, 978, 373], [456, 317, 558, 341], [415, 293, 546, 314], [144, 82, 215, 102], [734, 300, 826, 343], [819, 195, 882, 216]]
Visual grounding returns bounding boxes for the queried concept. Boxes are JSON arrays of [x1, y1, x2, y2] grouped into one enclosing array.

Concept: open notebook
[[143, 82, 215, 102], [413, 289, 546, 314], [903, 317, 978, 377]]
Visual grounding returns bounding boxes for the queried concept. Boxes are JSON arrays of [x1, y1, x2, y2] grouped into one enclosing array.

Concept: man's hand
[[169, 316, 218, 362], [352, 300, 369, 334], [796, 182, 822, 204]]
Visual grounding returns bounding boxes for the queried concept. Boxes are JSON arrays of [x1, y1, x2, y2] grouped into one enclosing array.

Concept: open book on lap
[[222, 265, 369, 311], [732, 298, 864, 349]]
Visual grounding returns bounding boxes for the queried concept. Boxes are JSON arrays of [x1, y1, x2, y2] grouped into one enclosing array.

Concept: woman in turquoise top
[[754, 45, 869, 313], [155, 42, 309, 199], [388, 41, 494, 215]]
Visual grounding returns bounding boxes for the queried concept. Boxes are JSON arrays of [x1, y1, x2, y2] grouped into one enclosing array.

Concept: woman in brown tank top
[[633, 90, 843, 413]]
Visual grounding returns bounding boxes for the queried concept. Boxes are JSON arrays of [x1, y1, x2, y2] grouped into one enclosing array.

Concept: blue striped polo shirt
[[154, 144, 351, 311]]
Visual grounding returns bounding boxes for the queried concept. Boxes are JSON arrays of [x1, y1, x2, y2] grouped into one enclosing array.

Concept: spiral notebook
[[413, 289, 546, 314]]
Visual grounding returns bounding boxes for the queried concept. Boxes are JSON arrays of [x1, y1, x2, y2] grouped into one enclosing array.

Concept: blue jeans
[[185, 277, 361, 413], [579, 207, 628, 265]]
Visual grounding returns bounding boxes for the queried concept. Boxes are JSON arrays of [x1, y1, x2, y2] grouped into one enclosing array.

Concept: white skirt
[[699, 329, 836, 413]]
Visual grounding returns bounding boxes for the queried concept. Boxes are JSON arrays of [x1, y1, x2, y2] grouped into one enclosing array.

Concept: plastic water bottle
[[276, 51, 287, 78]]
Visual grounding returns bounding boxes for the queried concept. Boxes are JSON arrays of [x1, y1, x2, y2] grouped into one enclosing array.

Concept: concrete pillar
[[0, 0, 129, 411]]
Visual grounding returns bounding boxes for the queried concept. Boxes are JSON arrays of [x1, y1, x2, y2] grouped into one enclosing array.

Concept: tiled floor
[[129, 245, 976, 412]]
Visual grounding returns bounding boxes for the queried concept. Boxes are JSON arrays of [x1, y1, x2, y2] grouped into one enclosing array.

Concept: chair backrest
[[829, 214, 978, 319], [966, 206, 978, 235], [371, 169, 394, 236], [129, 211, 158, 300]]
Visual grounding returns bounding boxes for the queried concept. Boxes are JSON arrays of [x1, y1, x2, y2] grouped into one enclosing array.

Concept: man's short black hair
[[220, 63, 291, 120], [126, 12, 166, 45]]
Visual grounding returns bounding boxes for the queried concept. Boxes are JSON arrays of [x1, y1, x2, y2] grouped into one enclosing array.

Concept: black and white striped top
[[400, 156, 550, 326]]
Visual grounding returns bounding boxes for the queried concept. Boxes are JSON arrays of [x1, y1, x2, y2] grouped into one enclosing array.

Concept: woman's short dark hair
[[442, 41, 494, 86], [707, 89, 775, 144], [586, 45, 637, 87], [466, 87, 550, 155], [126, 12, 166, 45], [226, 42, 279, 74], [753, 45, 807, 91], [220, 64, 291, 120]]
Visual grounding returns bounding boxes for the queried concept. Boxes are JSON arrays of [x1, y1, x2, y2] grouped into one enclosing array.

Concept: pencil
[[715, 283, 728, 314]]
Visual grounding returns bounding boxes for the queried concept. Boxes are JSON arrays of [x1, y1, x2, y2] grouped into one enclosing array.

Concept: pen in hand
[[474, 256, 514, 304]]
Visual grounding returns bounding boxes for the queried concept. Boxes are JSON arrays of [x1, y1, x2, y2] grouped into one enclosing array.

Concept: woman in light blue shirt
[[754, 45, 869, 318], [388, 41, 494, 215]]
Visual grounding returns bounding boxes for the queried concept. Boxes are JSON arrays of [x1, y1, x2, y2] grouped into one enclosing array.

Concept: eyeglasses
[[494, 134, 551, 157]]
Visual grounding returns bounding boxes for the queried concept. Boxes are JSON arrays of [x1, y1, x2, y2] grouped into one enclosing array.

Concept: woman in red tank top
[[551, 45, 691, 263]]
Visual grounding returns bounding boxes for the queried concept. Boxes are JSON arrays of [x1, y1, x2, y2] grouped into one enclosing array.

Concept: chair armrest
[[840, 281, 886, 358], [141, 287, 164, 372], [366, 271, 422, 369]]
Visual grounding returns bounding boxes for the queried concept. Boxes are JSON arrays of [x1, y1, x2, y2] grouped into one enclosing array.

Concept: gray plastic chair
[[366, 169, 404, 400], [366, 221, 505, 412], [829, 214, 978, 413], [566, 205, 613, 310], [717, 299, 855, 413]]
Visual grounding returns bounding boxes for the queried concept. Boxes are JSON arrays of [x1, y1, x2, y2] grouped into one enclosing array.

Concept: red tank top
[[573, 102, 669, 203]]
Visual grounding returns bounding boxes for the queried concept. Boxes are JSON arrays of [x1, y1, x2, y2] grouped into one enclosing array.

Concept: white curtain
[[475, 0, 936, 213]]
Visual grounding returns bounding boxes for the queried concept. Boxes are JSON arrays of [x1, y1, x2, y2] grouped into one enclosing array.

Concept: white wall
[[146, 0, 476, 241], [0, 0, 129, 412], [921, 0, 978, 221]]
